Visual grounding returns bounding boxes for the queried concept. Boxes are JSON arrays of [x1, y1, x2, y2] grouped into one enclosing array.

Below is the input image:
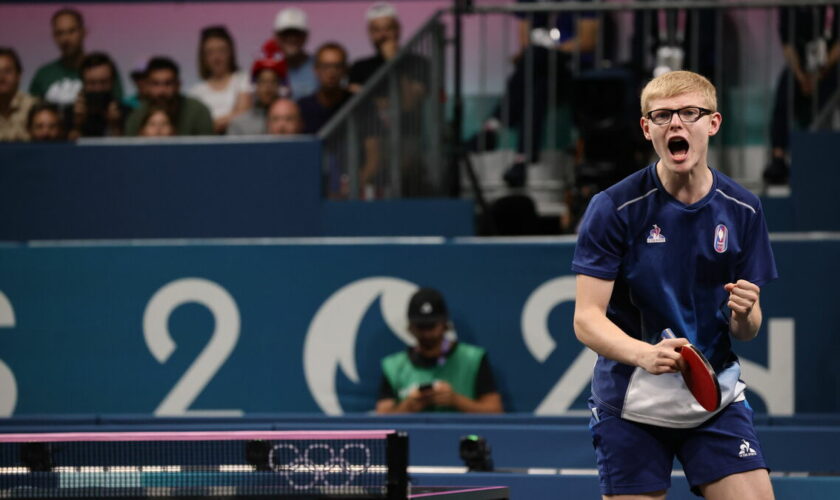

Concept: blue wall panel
[[790, 132, 840, 232], [0, 237, 837, 417], [0, 141, 323, 239], [0, 142, 475, 239], [322, 200, 475, 237]]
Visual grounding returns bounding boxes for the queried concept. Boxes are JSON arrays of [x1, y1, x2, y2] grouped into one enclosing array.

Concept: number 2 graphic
[[0, 291, 17, 416], [143, 278, 242, 416]]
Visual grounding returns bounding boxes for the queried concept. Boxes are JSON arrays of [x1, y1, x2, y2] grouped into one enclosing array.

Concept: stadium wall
[[0, 236, 837, 417]]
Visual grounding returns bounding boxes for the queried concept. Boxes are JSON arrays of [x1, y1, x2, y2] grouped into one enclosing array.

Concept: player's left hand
[[724, 279, 760, 318], [431, 380, 455, 407]]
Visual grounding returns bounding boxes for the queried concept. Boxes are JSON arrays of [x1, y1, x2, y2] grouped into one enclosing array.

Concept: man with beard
[[297, 42, 352, 134], [375, 288, 504, 414], [0, 47, 37, 142], [347, 2, 432, 198], [124, 57, 213, 136], [69, 52, 129, 138], [30, 8, 123, 108], [348, 2, 427, 93]]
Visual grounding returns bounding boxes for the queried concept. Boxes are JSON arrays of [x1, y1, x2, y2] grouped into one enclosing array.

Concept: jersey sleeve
[[571, 192, 626, 280], [737, 201, 778, 287]]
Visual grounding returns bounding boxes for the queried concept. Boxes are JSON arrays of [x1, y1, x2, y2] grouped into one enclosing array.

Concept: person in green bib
[[375, 288, 503, 414]]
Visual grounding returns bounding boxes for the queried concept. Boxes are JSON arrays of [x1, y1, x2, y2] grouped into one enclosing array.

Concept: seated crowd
[[3, 2, 829, 194], [0, 2, 404, 142]]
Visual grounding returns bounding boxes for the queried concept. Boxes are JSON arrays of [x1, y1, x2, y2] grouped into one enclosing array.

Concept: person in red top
[[227, 56, 288, 135]]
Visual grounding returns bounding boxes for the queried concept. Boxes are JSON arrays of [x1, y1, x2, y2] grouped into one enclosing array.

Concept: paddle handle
[[661, 328, 677, 340]]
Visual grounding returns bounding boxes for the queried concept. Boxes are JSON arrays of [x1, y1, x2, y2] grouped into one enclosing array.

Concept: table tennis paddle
[[661, 328, 721, 412]]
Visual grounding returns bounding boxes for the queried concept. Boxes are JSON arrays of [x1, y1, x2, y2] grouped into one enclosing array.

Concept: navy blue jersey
[[572, 163, 777, 427]]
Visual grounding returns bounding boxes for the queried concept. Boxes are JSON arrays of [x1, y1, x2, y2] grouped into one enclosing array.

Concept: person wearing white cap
[[348, 1, 401, 93], [261, 7, 317, 98], [346, 1, 432, 197]]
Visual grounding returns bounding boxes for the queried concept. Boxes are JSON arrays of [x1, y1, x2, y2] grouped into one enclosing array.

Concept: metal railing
[[318, 12, 446, 200], [321, 1, 840, 208]]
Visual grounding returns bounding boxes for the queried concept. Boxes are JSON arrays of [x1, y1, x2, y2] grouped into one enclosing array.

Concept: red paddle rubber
[[661, 328, 722, 411]]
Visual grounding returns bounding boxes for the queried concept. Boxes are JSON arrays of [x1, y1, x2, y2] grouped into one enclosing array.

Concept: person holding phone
[[69, 52, 128, 138], [375, 288, 503, 414]]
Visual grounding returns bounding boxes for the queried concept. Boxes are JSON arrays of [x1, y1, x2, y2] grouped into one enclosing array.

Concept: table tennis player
[[571, 70, 777, 499], [375, 287, 503, 414]]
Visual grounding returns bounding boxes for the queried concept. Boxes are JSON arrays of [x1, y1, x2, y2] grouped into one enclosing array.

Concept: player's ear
[[708, 111, 722, 136], [640, 116, 651, 140]]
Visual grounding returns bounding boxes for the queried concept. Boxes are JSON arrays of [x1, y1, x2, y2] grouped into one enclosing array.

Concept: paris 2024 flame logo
[[303, 278, 426, 415]]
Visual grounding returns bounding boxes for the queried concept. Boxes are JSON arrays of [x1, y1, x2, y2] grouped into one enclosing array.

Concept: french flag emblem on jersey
[[714, 224, 728, 253]]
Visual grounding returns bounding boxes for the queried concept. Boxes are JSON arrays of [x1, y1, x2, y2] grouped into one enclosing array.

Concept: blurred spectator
[[297, 42, 352, 134], [349, 2, 431, 197], [228, 57, 287, 135], [473, 0, 601, 187], [29, 8, 123, 107], [0, 47, 37, 142], [69, 52, 129, 139], [266, 97, 303, 135], [765, 6, 840, 185], [262, 7, 317, 98], [189, 25, 252, 134], [351, 2, 430, 103], [26, 102, 65, 142], [29, 8, 84, 105], [125, 57, 213, 136], [138, 105, 175, 137], [124, 59, 150, 110], [630, 5, 720, 82], [348, 2, 403, 92]]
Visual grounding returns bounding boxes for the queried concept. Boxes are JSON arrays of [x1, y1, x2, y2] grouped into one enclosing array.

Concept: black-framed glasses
[[646, 107, 712, 125]]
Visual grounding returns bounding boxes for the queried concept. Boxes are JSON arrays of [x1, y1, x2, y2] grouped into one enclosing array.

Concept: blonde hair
[[640, 71, 717, 115]]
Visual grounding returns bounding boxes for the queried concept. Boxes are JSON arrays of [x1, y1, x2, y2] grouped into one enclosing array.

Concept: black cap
[[407, 288, 448, 326]]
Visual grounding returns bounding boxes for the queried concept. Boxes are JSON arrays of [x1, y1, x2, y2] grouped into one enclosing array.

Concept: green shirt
[[125, 96, 214, 136], [380, 342, 488, 412], [29, 58, 124, 105]]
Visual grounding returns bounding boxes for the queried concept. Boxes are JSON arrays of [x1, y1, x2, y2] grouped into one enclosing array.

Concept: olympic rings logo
[[267, 443, 375, 490]]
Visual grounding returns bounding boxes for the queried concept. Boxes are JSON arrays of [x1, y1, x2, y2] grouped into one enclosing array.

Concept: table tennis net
[[0, 430, 408, 499]]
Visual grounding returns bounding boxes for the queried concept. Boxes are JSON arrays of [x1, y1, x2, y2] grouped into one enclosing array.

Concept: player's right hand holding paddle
[[660, 328, 722, 412], [637, 334, 689, 375]]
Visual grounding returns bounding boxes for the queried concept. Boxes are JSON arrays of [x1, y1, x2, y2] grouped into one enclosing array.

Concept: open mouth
[[668, 137, 690, 160]]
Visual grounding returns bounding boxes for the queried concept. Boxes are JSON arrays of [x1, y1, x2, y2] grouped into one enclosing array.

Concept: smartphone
[[84, 91, 111, 114], [418, 382, 433, 392]]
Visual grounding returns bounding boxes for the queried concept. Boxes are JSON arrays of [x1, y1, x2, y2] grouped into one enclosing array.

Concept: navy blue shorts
[[588, 399, 768, 496]]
